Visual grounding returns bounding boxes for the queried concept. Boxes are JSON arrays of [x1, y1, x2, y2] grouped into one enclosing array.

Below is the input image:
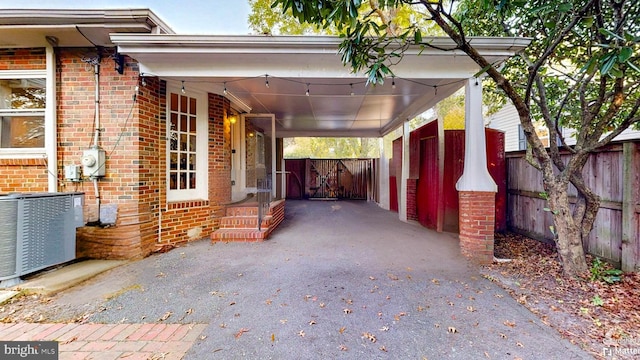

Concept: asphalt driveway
[[19, 200, 591, 359]]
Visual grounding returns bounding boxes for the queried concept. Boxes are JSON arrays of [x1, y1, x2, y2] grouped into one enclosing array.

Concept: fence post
[[621, 142, 639, 272]]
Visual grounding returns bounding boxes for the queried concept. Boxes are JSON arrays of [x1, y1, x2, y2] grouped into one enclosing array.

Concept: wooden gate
[[285, 159, 373, 200]]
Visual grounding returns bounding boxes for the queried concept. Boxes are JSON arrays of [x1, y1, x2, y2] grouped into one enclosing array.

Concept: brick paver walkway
[[0, 323, 207, 359]]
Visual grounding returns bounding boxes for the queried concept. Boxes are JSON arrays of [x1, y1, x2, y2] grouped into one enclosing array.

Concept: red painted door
[[416, 137, 439, 229]]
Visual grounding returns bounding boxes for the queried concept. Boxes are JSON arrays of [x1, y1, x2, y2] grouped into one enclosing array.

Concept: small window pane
[[170, 113, 178, 131], [189, 98, 197, 115], [170, 153, 178, 169], [189, 172, 196, 189], [189, 115, 196, 132], [0, 78, 45, 110], [180, 95, 188, 113], [179, 173, 187, 189], [1, 115, 44, 148], [189, 154, 196, 170], [169, 173, 177, 190], [180, 134, 187, 151], [169, 131, 178, 151], [170, 93, 178, 111], [180, 153, 187, 170], [189, 135, 196, 151], [180, 115, 187, 132]]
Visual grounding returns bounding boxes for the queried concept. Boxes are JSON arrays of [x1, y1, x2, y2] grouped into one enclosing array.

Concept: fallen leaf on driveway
[[235, 328, 250, 338], [362, 332, 377, 342], [503, 320, 516, 327], [159, 311, 172, 321]]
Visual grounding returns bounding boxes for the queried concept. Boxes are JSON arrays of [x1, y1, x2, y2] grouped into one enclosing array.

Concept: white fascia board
[[111, 34, 529, 53]]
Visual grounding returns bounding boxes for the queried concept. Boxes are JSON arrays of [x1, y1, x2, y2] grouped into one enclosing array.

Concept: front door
[[231, 114, 276, 201]]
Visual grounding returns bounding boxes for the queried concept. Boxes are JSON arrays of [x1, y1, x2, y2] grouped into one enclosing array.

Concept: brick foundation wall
[[406, 178, 418, 221], [458, 191, 495, 264]]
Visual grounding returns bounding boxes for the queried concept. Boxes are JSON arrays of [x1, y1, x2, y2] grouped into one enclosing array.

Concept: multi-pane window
[[517, 124, 527, 150], [168, 92, 197, 191], [0, 77, 45, 149]]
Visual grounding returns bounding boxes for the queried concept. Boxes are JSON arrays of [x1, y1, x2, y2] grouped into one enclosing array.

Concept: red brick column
[[406, 179, 418, 221], [458, 191, 495, 264]]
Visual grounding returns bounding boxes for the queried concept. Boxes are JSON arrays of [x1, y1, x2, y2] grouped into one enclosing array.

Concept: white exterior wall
[[487, 102, 521, 152], [488, 102, 640, 151]]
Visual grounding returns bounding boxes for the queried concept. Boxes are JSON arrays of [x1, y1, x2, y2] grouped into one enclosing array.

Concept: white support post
[[456, 79, 497, 192], [378, 137, 390, 210], [399, 121, 410, 222]]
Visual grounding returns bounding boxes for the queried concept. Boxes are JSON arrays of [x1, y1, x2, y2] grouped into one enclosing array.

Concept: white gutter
[[111, 34, 530, 54]]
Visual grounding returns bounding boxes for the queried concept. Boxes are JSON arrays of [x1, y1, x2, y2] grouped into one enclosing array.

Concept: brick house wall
[[1, 47, 233, 260]]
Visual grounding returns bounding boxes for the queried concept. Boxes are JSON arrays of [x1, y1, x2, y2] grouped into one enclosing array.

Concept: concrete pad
[[13, 260, 128, 295], [0, 290, 20, 304]]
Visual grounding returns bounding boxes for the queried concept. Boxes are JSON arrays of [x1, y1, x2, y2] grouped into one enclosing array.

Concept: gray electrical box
[[64, 164, 81, 181], [82, 148, 106, 177]]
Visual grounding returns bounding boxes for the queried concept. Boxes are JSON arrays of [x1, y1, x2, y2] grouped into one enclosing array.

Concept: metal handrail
[[257, 177, 272, 231]]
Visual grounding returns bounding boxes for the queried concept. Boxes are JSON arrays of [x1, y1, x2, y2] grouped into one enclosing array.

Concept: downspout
[[45, 43, 57, 192], [92, 62, 101, 221]]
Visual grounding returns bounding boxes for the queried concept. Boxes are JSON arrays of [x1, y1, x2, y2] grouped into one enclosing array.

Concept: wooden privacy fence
[[506, 141, 640, 271]]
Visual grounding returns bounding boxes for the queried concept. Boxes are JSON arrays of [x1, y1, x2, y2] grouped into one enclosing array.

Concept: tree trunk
[[547, 184, 589, 277]]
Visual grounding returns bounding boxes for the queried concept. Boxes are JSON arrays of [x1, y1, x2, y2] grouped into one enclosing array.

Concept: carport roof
[[0, 8, 530, 138], [112, 34, 530, 137]]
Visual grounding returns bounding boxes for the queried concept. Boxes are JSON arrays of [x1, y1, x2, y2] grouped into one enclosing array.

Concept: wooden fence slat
[[621, 142, 640, 272]]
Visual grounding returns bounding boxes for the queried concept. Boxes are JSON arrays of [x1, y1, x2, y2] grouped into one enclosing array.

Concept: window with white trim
[[166, 88, 208, 202], [0, 73, 46, 150]]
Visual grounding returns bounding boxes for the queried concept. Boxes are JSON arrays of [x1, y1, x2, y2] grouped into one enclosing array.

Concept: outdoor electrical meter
[[81, 148, 106, 177]]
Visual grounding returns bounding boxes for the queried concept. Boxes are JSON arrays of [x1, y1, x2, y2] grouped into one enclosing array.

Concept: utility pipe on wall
[[92, 62, 101, 222]]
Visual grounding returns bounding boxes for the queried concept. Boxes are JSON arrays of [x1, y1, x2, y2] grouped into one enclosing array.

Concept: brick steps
[[211, 200, 285, 243], [219, 215, 272, 229]]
